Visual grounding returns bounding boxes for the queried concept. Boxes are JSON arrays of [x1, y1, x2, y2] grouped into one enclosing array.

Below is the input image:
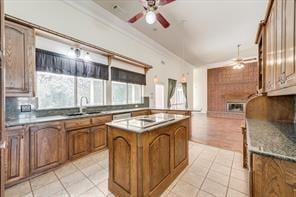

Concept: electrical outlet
[[21, 105, 31, 112]]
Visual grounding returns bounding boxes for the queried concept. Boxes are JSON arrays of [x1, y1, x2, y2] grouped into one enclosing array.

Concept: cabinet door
[[275, 0, 284, 88], [131, 110, 150, 117], [265, 3, 276, 92], [90, 125, 107, 152], [5, 21, 35, 96], [5, 127, 28, 186], [30, 123, 63, 174], [284, 0, 296, 86], [68, 128, 90, 160]]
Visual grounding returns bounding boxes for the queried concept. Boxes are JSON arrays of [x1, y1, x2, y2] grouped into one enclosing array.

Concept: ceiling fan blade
[[128, 12, 144, 23], [156, 13, 170, 28], [158, 0, 175, 6]]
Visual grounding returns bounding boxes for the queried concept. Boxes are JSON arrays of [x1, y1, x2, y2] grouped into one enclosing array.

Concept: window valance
[[36, 48, 109, 80], [111, 67, 146, 85]]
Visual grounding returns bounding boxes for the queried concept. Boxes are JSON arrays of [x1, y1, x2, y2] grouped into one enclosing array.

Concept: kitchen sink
[[66, 111, 102, 117], [66, 112, 85, 116], [86, 111, 102, 114]]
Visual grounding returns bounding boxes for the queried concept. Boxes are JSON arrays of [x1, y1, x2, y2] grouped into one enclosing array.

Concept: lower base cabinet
[[90, 125, 107, 152], [29, 122, 64, 175], [68, 128, 90, 160], [5, 127, 29, 186], [251, 154, 296, 197], [68, 126, 108, 160]]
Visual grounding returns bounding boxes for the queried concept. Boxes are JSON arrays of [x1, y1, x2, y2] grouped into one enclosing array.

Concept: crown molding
[[62, 0, 194, 68]]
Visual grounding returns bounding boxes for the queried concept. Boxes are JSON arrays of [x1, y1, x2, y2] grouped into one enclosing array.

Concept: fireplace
[[226, 102, 245, 113]]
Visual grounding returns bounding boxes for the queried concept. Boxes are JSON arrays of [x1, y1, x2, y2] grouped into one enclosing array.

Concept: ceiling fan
[[231, 44, 256, 69], [128, 0, 175, 28]]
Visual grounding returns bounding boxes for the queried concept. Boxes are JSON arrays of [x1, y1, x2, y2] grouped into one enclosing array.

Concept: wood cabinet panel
[[29, 123, 63, 174], [68, 128, 90, 160], [64, 118, 91, 130], [265, 2, 277, 92], [284, 0, 296, 87], [4, 127, 28, 185], [251, 154, 296, 197], [150, 110, 167, 114], [90, 125, 107, 152], [131, 110, 150, 117], [91, 115, 112, 126], [173, 126, 187, 168], [149, 134, 170, 191], [5, 21, 34, 96], [113, 137, 131, 193], [275, 0, 284, 87], [167, 111, 188, 115]]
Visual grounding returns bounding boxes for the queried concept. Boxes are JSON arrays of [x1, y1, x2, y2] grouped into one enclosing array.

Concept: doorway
[[155, 84, 164, 109]]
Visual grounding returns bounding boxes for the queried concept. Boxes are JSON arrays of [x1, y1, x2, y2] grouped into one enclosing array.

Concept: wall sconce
[[68, 47, 81, 58], [181, 73, 187, 83], [68, 47, 91, 61], [84, 52, 91, 61], [153, 75, 159, 83]]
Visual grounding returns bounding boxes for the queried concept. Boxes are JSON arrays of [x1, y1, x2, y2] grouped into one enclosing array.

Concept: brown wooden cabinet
[[265, 1, 276, 92], [68, 128, 90, 160], [283, 0, 296, 87], [258, 0, 296, 95], [131, 110, 150, 117], [251, 153, 296, 197], [29, 122, 64, 175], [4, 127, 29, 186], [90, 125, 107, 152], [5, 21, 35, 97]]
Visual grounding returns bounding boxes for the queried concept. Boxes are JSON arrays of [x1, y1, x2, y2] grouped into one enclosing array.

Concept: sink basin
[[66, 112, 85, 116], [86, 111, 102, 115]]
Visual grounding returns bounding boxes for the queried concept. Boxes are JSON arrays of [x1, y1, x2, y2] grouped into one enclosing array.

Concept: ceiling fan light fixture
[[145, 11, 156, 24]]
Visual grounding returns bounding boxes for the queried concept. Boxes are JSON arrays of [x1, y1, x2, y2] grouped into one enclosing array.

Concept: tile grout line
[[53, 170, 72, 197], [196, 148, 219, 197]]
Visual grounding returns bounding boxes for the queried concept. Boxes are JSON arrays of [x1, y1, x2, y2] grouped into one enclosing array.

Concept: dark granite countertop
[[6, 108, 192, 127], [246, 119, 296, 162]]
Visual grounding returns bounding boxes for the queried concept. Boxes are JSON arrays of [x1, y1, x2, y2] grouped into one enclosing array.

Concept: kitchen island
[[106, 113, 190, 197]]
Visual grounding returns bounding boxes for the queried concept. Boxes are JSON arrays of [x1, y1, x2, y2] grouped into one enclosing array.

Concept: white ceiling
[[94, 0, 268, 66]]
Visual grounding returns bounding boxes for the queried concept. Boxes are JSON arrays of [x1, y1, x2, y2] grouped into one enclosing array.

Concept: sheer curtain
[[167, 78, 177, 108], [181, 82, 188, 109]]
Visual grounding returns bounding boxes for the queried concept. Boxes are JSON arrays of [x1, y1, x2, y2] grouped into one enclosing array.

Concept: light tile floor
[[5, 141, 249, 197]]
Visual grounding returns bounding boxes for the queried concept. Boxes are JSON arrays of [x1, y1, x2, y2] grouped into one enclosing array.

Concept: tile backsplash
[[6, 97, 149, 120]]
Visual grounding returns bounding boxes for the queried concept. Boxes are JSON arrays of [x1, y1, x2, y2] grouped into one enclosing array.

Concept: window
[[77, 77, 105, 106], [128, 83, 143, 104], [37, 72, 106, 109], [112, 82, 144, 105], [37, 72, 75, 109], [155, 84, 164, 108], [112, 81, 127, 105], [170, 84, 186, 109]]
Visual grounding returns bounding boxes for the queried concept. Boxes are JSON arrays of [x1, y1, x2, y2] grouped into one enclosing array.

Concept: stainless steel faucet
[[79, 96, 89, 113]]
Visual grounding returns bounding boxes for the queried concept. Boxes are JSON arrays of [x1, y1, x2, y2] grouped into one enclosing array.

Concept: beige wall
[[5, 0, 194, 108]]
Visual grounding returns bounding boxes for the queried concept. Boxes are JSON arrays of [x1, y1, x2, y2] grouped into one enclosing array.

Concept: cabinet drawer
[[151, 110, 167, 114], [131, 110, 150, 117], [167, 111, 188, 115], [65, 118, 91, 130], [91, 115, 112, 125]]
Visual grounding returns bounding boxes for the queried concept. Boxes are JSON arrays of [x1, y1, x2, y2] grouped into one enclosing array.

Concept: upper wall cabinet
[[258, 0, 296, 96], [5, 21, 35, 97]]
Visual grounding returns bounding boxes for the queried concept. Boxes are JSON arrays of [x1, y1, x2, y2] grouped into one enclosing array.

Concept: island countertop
[[106, 113, 190, 133], [246, 118, 296, 162]]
